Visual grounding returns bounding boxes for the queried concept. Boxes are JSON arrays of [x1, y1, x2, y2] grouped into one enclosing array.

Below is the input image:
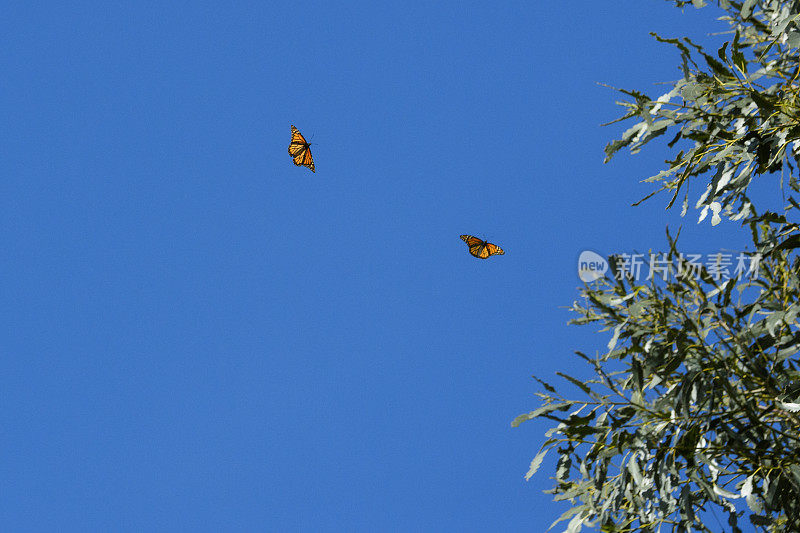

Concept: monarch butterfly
[[460, 235, 505, 259], [288, 125, 315, 172]]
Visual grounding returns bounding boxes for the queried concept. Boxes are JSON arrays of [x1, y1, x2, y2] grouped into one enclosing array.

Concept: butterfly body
[[460, 235, 505, 259], [288, 125, 315, 172]]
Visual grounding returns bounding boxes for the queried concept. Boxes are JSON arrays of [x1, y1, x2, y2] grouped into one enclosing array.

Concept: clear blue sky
[[2, 2, 772, 531]]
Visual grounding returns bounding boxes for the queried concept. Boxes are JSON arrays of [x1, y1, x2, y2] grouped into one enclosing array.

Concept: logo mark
[[578, 250, 608, 282]]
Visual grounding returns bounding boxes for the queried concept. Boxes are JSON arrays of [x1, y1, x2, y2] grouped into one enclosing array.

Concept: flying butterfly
[[460, 235, 505, 259], [288, 125, 315, 172]]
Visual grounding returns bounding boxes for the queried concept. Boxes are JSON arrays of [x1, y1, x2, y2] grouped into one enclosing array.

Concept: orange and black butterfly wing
[[296, 146, 314, 172], [288, 126, 306, 157], [460, 235, 504, 259], [460, 235, 488, 258], [288, 125, 315, 172], [484, 243, 505, 257]]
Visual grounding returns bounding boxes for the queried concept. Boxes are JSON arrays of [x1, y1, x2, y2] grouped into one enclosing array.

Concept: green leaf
[[650, 32, 693, 59], [676, 426, 701, 464], [740, 475, 754, 497], [566, 513, 585, 533], [607, 323, 624, 351], [778, 401, 800, 412], [787, 31, 800, 50], [525, 448, 549, 481], [741, 0, 757, 18], [511, 402, 572, 427], [749, 514, 772, 526], [680, 485, 696, 524], [556, 449, 572, 482], [548, 506, 583, 531], [532, 374, 557, 393], [627, 456, 643, 486], [750, 90, 777, 115], [556, 372, 593, 395], [773, 234, 800, 252], [789, 465, 800, 489], [632, 358, 643, 392], [702, 52, 732, 78], [731, 30, 747, 74], [717, 42, 729, 64], [746, 494, 763, 514], [713, 484, 739, 500]]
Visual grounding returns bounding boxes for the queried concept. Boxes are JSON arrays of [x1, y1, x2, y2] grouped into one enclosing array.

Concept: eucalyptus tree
[[515, 2, 800, 531]]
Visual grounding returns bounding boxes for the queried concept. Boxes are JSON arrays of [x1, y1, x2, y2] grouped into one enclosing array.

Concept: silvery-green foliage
[[605, 0, 800, 227], [516, 225, 800, 531], [517, 1, 800, 531]]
